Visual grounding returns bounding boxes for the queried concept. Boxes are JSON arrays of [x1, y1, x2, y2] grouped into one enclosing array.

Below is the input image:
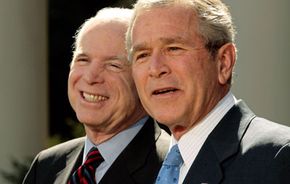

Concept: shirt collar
[[172, 92, 236, 167], [83, 116, 148, 165]]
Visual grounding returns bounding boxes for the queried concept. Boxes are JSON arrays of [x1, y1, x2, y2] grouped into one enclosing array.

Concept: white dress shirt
[[171, 92, 236, 184]]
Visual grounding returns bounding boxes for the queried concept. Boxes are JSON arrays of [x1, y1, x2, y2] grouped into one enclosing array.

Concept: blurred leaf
[[0, 157, 33, 184]]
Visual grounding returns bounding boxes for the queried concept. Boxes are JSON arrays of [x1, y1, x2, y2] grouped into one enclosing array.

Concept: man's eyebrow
[[73, 51, 88, 58], [74, 51, 127, 61], [131, 36, 189, 54], [104, 55, 129, 64], [159, 36, 186, 44], [105, 55, 127, 61], [131, 43, 149, 55]]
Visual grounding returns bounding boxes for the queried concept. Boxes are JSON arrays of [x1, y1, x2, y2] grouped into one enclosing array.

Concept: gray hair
[[73, 7, 133, 52], [126, 0, 236, 59]]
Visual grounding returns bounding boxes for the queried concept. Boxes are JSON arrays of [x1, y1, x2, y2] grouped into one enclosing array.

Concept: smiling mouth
[[82, 92, 108, 102], [152, 88, 178, 95]]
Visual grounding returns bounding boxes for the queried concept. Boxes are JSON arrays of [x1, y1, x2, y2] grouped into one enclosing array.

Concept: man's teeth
[[83, 92, 107, 102]]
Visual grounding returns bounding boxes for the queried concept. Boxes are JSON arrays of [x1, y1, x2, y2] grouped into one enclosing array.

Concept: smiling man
[[23, 7, 170, 184], [127, 0, 290, 183]]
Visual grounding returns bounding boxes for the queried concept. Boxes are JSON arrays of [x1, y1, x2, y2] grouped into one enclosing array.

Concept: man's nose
[[83, 62, 105, 85], [148, 52, 171, 78]]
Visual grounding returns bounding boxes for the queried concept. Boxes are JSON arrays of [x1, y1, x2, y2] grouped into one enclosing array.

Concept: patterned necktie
[[156, 144, 183, 184], [68, 147, 104, 184]]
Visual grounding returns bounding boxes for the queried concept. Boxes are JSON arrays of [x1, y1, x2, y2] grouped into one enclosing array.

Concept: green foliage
[[0, 157, 33, 184], [1, 118, 85, 183], [66, 117, 85, 139], [47, 118, 85, 147]]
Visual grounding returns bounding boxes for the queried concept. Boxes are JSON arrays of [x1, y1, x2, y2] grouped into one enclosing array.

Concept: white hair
[[73, 7, 133, 51]]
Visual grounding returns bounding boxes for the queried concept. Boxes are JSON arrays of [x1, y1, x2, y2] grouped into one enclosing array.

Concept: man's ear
[[216, 43, 236, 85]]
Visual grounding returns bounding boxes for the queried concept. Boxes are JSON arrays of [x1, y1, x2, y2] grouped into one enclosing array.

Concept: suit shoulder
[[242, 117, 290, 154], [248, 117, 290, 142], [37, 137, 85, 161]]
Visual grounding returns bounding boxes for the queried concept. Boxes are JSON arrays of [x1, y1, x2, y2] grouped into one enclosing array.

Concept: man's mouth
[[82, 92, 108, 102], [152, 88, 178, 95]]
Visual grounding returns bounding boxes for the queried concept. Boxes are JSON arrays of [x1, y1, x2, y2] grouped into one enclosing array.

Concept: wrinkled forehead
[[131, 6, 199, 42], [77, 21, 127, 47], [133, 4, 198, 32]]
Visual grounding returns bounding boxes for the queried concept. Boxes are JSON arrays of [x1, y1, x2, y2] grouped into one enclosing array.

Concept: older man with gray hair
[[23, 7, 170, 184], [127, 0, 290, 183]]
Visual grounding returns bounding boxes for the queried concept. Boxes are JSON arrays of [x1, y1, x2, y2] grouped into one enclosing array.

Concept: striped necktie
[[68, 147, 104, 184]]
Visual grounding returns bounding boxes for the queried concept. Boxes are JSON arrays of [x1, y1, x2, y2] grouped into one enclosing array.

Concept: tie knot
[[163, 144, 183, 166], [68, 147, 104, 184], [84, 147, 104, 167]]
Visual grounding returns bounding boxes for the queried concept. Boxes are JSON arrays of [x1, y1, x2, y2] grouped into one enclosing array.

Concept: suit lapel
[[54, 140, 84, 184], [99, 118, 160, 184], [183, 100, 255, 184]]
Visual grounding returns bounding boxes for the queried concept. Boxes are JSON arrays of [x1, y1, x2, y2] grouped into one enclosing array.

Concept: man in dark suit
[[127, 0, 290, 183], [23, 7, 170, 184]]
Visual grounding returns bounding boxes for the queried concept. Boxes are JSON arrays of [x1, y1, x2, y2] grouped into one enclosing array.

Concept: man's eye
[[77, 58, 89, 63], [109, 63, 122, 68], [135, 52, 149, 62], [71, 58, 89, 67], [165, 46, 185, 56], [167, 47, 182, 51], [105, 61, 125, 72]]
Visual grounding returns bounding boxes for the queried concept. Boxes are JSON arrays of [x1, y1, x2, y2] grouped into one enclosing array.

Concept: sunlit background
[[0, 0, 289, 183]]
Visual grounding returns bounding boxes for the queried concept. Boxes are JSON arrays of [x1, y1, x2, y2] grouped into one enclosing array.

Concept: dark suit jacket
[[23, 118, 170, 184], [183, 100, 290, 184]]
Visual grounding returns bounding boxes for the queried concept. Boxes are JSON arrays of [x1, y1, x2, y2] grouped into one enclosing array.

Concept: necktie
[[68, 147, 104, 184], [156, 144, 183, 184]]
